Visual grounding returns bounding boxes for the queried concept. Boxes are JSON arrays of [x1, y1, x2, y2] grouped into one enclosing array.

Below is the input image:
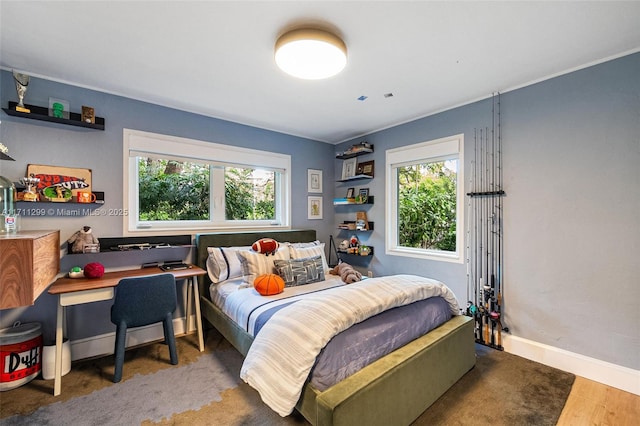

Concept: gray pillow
[[273, 255, 325, 287]]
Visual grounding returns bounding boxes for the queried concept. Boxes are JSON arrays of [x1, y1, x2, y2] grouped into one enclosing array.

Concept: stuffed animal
[[330, 262, 362, 284], [67, 226, 99, 254], [252, 238, 280, 255]]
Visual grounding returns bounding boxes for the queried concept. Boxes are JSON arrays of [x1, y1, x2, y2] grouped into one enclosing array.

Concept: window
[[386, 134, 464, 263], [123, 129, 290, 234]]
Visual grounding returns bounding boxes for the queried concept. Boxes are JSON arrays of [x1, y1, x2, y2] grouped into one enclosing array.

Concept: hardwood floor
[[557, 376, 640, 425]]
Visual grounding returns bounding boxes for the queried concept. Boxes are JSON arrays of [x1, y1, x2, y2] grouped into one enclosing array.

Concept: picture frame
[[346, 187, 355, 198], [48, 97, 70, 119], [341, 158, 357, 180], [81, 106, 95, 124], [307, 169, 323, 193], [357, 160, 375, 177], [358, 187, 369, 204], [308, 196, 323, 220]]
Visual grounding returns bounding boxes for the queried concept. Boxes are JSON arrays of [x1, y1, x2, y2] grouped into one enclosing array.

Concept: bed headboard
[[195, 229, 317, 291]]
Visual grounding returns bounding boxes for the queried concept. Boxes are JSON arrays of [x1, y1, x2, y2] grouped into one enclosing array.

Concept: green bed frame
[[195, 229, 475, 426]]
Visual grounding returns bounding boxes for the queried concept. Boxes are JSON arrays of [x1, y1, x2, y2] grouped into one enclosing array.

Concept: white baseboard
[[503, 334, 640, 396], [68, 315, 195, 362], [66, 319, 640, 396]]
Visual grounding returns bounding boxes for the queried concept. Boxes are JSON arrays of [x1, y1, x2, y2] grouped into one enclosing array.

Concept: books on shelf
[[333, 198, 356, 205], [335, 142, 374, 159]]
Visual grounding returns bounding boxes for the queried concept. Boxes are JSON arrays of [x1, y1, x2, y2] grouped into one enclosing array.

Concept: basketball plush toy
[[254, 273, 285, 296], [252, 238, 280, 255]]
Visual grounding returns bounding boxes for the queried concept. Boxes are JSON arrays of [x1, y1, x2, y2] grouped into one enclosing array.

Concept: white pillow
[[288, 240, 322, 248], [236, 245, 290, 286], [206, 246, 252, 284], [288, 242, 330, 273]]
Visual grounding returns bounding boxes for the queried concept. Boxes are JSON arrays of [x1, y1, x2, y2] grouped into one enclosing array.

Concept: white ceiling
[[2, 1, 639, 144]]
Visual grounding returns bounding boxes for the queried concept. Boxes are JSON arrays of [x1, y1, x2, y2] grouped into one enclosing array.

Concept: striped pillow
[[288, 243, 330, 273], [273, 255, 325, 287], [206, 246, 251, 283], [236, 246, 290, 286]]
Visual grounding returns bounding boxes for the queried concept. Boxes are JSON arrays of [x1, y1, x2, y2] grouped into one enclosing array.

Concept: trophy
[[19, 175, 40, 202], [13, 70, 31, 113]]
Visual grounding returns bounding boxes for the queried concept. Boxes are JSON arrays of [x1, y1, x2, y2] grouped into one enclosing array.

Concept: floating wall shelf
[[333, 196, 374, 206], [337, 174, 374, 183], [3, 102, 105, 130], [336, 146, 374, 159]]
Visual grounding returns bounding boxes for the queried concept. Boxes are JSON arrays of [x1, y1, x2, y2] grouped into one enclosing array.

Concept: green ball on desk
[[70, 266, 82, 273]]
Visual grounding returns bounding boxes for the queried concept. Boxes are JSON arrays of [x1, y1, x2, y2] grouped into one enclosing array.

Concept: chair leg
[[113, 322, 128, 383], [163, 314, 178, 365]]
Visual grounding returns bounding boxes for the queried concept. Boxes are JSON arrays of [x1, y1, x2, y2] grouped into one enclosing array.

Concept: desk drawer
[[60, 287, 114, 306]]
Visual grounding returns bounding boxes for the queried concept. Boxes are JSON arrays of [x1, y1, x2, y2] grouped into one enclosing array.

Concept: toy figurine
[[348, 235, 360, 254]]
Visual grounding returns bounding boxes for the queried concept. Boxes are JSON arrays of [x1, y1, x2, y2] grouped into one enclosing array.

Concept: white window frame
[[385, 134, 464, 263], [123, 129, 291, 236]]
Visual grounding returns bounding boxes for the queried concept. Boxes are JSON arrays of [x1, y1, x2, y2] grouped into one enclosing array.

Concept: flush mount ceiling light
[[275, 28, 347, 80]]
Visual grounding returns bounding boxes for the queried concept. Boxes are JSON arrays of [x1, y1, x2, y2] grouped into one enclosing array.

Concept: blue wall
[[1, 52, 638, 372], [335, 53, 640, 371], [0, 70, 335, 342]]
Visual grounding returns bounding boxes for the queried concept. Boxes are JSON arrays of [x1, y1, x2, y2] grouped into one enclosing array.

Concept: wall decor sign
[[307, 169, 323, 193], [308, 196, 323, 220], [26, 164, 92, 201]]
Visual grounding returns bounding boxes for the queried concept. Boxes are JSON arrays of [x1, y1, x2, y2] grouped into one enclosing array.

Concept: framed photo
[[346, 187, 355, 198], [359, 188, 369, 204], [81, 106, 95, 124], [308, 196, 323, 220], [307, 169, 323, 193], [341, 158, 357, 180], [357, 160, 375, 177], [48, 97, 70, 119]]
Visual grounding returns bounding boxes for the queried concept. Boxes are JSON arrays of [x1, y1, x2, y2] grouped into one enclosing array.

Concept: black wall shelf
[[338, 221, 374, 231], [3, 102, 105, 130], [333, 196, 374, 206], [336, 147, 374, 159], [338, 248, 374, 258], [65, 235, 192, 256], [337, 174, 374, 183]]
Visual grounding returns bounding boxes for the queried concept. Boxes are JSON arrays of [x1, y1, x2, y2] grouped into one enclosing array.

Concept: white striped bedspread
[[240, 274, 461, 417]]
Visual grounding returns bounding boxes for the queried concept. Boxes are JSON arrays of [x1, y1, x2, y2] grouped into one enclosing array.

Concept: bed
[[195, 229, 475, 426]]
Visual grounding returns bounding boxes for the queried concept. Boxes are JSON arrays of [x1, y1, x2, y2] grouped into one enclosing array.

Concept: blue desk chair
[[110, 273, 178, 383]]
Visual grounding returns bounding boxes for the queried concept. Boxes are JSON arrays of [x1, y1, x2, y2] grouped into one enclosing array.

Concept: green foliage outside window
[[138, 158, 210, 221], [138, 158, 275, 222], [397, 160, 457, 252], [224, 167, 275, 220]]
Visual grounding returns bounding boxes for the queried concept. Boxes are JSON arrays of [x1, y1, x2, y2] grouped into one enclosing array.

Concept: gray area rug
[[0, 332, 574, 425], [1, 352, 237, 425]]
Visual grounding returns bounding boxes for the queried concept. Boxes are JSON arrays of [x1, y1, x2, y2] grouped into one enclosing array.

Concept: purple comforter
[[255, 296, 451, 391]]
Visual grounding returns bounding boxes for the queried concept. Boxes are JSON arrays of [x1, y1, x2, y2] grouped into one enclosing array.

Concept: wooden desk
[[48, 265, 206, 396]]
